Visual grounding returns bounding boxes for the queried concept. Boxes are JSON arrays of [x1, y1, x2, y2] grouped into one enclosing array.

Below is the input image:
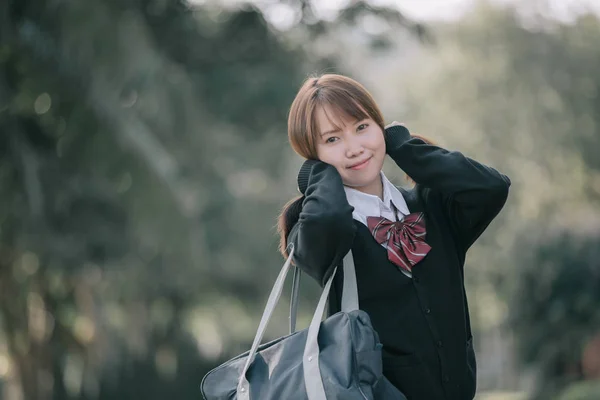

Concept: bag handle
[[302, 251, 357, 399], [289, 265, 302, 334], [289, 251, 359, 334], [238, 247, 358, 399], [238, 245, 297, 398]]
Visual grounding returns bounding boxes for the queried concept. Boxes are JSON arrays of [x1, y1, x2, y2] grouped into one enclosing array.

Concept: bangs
[[309, 89, 371, 143]]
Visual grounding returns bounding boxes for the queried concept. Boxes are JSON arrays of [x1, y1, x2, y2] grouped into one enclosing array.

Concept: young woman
[[277, 74, 510, 400]]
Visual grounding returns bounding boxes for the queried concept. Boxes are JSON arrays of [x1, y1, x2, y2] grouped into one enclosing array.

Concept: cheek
[[316, 145, 343, 168], [366, 131, 386, 154]]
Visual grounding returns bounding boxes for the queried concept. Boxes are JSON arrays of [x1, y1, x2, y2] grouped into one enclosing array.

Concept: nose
[[345, 137, 365, 158]]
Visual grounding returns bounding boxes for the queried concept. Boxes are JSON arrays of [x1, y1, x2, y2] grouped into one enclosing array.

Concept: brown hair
[[277, 74, 433, 258]]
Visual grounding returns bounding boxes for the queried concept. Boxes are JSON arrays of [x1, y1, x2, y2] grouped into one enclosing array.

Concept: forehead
[[314, 104, 359, 132]]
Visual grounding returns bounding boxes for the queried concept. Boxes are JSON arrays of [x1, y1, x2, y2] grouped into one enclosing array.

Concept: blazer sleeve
[[385, 125, 511, 251], [287, 160, 356, 286]]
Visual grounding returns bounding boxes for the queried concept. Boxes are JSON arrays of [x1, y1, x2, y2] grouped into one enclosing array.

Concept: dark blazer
[[287, 125, 510, 400]]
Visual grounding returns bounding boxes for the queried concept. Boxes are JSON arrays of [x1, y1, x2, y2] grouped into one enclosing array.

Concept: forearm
[[289, 160, 356, 285], [385, 124, 510, 249], [385, 125, 510, 206]]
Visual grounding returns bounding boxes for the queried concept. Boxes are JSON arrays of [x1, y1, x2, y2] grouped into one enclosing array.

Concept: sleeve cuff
[[384, 124, 412, 151], [297, 159, 321, 194]]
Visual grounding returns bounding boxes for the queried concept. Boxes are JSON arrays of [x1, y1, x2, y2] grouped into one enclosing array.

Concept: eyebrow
[[320, 127, 341, 137], [320, 118, 364, 137]]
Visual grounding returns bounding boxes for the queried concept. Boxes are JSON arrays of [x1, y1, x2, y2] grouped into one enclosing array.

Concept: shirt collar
[[343, 171, 410, 217], [382, 172, 410, 215]]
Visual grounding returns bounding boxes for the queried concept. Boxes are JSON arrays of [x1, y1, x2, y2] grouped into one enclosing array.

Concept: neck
[[353, 173, 384, 200]]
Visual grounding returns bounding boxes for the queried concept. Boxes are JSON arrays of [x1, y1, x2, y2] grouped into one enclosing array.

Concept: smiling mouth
[[348, 157, 372, 170]]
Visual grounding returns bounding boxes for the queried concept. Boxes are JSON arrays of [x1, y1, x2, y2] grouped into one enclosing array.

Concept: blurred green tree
[[0, 1, 421, 398], [556, 381, 600, 400], [371, 2, 600, 396], [510, 232, 600, 399]]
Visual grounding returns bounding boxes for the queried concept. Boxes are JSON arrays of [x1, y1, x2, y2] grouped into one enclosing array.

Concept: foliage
[[363, 2, 600, 395], [0, 0, 417, 398], [555, 381, 600, 400], [510, 232, 600, 398]]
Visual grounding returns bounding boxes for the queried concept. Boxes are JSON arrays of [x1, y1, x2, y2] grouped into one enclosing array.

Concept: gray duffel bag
[[200, 245, 407, 400]]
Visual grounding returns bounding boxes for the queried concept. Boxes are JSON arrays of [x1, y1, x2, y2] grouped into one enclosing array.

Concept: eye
[[325, 137, 339, 144], [357, 123, 369, 131]]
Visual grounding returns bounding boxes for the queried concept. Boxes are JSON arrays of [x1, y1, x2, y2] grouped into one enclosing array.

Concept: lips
[[348, 156, 372, 170]]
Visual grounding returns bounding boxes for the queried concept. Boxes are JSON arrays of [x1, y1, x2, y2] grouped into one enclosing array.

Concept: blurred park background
[[1, 0, 600, 399]]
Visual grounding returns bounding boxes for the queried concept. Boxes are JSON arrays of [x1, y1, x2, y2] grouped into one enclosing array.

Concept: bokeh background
[[1, 0, 600, 399]]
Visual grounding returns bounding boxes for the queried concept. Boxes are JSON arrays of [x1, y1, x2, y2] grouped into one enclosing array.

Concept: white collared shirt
[[344, 171, 412, 277], [343, 171, 410, 226]]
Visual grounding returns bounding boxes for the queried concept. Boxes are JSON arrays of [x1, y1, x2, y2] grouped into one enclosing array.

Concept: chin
[[344, 172, 381, 189]]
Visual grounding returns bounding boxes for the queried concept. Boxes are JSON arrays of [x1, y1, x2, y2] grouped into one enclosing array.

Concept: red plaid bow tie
[[366, 212, 431, 274]]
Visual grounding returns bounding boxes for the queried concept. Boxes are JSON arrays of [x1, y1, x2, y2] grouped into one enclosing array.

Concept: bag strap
[[302, 265, 336, 400], [238, 245, 298, 398], [289, 251, 359, 334], [340, 251, 359, 312], [302, 251, 357, 399], [238, 247, 358, 399], [289, 265, 301, 334]]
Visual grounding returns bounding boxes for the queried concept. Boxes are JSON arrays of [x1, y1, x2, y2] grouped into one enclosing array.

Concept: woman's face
[[315, 104, 386, 194]]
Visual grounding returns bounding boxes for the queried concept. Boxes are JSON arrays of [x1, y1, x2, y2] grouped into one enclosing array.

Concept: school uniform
[[287, 125, 511, 400]]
